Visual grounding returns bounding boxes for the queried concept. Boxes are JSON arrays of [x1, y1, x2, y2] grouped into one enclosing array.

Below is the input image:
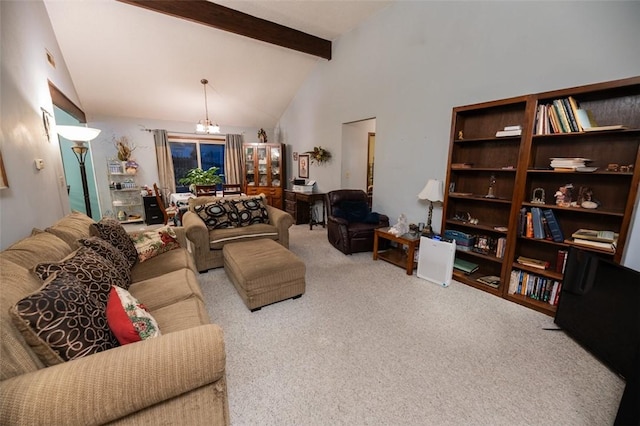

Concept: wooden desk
[[373, 227, 421, 275], [285, 190, 326, 230]]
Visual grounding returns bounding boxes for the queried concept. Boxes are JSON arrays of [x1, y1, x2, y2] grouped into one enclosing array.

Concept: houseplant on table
[[178, 167, 223, 195]]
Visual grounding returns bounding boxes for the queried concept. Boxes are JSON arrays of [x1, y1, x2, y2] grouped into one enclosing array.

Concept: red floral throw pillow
[[106, 286, 161, 345]]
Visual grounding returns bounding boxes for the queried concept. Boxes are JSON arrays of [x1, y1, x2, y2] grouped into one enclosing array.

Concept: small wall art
[[298, 154, 309, 179]]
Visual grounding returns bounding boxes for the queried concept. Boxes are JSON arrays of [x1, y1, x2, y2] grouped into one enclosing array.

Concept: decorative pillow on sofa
[[193, 199, 237, 230], [10, 271, 119, 366], [78, 236, 131, 285], [129, 226, 180, 263], [106, 285, 161, 345], [90, 218, 138, 268], [33, 246, 130, 291], [230, 196, 269, 226]]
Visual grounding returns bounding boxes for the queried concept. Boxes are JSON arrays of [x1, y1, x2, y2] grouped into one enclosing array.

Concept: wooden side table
[[373, 227, 421, 275]]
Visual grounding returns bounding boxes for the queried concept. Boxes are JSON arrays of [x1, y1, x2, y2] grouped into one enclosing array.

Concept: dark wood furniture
[[194, 185, 217, 197], [243, 143, 285, 209], [143, 196, 164, 225], [284, 190, 326, 229], [443, 76, 640, 316], [373, 227, 420, 275], [152, 183, 175, 225], [325, 189, 390, 255], [222, 183, 242, 196]]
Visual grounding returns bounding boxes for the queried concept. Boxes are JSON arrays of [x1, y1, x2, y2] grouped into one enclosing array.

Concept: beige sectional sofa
[[0, 213, 229, 425], [183, 194, 294, 272]]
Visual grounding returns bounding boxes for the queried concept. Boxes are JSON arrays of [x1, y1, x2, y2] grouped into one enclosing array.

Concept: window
[[168, 135, 225, 191]]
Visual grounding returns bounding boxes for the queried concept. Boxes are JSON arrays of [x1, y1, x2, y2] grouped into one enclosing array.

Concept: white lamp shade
[[56, 125, 101, 142], [418, 179, 444, 202]]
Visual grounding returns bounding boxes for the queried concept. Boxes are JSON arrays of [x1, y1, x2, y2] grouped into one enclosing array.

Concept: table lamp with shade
[[56, 125, 101, 217], [418, 179, 444, 236]]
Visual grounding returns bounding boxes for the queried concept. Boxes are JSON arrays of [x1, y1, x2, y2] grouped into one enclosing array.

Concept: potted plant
[[178, 167, 223, 194]]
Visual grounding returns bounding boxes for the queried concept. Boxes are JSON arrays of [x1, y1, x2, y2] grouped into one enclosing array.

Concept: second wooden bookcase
[[442, 76, 640, 316]]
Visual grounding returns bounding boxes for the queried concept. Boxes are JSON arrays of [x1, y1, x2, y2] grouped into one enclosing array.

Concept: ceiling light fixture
[[196, 78, 220, 134]]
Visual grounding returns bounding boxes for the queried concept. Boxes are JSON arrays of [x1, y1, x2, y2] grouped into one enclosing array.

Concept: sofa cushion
[[230, 196, 269, 226], [90, 218, 138, 267], [33, 247, 130, 291], [193, 199, 237, 229], [44, 211, 96, 250], [130, 247, 196, 283], [128, 268, 204, 311], [106, 285, 161, 345], [129, 226, 181, 263], [208, 223, 279, 250], [1, 231, 73, 270], [9, 271, 119, 366], [78, 236, 131, 285]]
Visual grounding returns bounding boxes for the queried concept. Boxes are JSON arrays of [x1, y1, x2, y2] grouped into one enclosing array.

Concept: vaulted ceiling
[[44, 0, 392, 129]]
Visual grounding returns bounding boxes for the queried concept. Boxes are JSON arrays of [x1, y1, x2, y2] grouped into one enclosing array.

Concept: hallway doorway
[[341, 118, 376, 196]]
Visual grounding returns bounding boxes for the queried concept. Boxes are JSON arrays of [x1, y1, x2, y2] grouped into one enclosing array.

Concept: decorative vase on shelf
[[117, 210, 126, 221]]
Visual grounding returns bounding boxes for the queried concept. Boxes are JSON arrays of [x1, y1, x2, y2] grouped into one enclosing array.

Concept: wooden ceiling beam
[[117, 0, 331, 60]]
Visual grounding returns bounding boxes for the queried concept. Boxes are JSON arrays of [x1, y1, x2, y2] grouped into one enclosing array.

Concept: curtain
[[224, 134, 244, 184], [153, 129, 175, 204]]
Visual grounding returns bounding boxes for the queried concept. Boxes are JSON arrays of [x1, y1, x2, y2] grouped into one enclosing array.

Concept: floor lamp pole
[[71, 145, 92, 217]]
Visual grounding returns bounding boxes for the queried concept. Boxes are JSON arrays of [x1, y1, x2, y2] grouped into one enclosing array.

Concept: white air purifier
[[417, 237, 456, 287]]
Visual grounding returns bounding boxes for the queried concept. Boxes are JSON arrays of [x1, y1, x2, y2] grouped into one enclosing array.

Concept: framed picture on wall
[[298, 154, 309, 179]]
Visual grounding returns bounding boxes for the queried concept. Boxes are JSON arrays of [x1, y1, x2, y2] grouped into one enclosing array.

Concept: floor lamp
[[418, 179, 444, 236], [56, 125, 101, 217]]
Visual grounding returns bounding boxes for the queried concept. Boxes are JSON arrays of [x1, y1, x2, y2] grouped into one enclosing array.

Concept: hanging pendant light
[[196, 78, 220, 134]]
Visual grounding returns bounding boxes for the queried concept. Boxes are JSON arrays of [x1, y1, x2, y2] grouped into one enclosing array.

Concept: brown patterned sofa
[[0, 212, 229, 425], [182, 194, 294, 272]]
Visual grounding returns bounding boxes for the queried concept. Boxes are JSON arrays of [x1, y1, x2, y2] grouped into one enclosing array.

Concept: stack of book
[[571, 229, 618, 253], [495, 125, 522, 137], [516, 255, 550, 270], [549, 158, 591, 171], [519, 207, 564, 243]]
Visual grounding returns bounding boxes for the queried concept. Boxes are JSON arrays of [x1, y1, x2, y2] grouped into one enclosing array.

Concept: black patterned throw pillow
[[78, 236, 132, 285], [194, 200, 237, 229], [230, 196, 269, 226], [10, 271, 119, 366], [33, 246, 130, 291], [90, 218, 138, 267]]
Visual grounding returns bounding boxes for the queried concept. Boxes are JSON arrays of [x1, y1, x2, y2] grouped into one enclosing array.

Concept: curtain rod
[[140, 128, 244, 136]]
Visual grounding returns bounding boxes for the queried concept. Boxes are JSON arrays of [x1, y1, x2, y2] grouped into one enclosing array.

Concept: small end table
[[373, 227, 421, 275]]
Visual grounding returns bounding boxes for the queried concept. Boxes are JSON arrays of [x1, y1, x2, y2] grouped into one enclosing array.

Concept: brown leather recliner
[[326, 189, 389, 255]]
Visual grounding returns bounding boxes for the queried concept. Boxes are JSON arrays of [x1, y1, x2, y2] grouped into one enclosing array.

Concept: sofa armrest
[[266, 205, 294, 248], [182, 211, 211, 271], [0, 324, 225, 425], [172, 226, 189, 248]]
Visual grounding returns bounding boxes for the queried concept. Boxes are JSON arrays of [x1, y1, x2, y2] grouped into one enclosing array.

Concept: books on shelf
[[516, 255, 550, 270], [556, 250, 568, 274], [549, 157, 591, 170], [571, 229, 618, 243], [453, 258, 479, 274], [542, 209, 564, 242], [535, 96, 628, 135], [508, 269, 562, 305], [571, 238, 617, 253], [477, 275, 500, 288], [496, 129, 522, 137]]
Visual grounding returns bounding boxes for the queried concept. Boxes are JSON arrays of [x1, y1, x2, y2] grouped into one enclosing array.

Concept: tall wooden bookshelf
[[442, 76, 640, 316]]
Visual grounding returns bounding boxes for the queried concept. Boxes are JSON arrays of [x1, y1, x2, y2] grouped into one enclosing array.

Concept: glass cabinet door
[[257, 146, 268, 186], [270, 146, 281, 187], [245, 147, 255, 186]]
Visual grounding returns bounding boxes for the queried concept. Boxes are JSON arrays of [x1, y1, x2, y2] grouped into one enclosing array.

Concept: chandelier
[[196, 78, 220, 134]]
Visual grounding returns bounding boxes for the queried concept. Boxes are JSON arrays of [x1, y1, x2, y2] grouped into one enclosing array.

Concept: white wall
[[0, 0, 82, 249], [277, 1, 640, 268]]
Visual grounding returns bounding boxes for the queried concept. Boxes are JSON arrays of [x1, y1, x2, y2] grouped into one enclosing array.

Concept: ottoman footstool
[[223, 239, 306, 311]]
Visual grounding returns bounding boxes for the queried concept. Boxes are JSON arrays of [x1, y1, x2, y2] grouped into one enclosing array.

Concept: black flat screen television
[[554, 247, 640, 380]]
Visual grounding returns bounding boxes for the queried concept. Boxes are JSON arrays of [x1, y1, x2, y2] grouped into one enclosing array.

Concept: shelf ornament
[[305, 146, 332, 164]]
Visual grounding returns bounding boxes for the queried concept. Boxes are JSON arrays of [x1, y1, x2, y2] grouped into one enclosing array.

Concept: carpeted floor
[[197, 224, 624, 425]]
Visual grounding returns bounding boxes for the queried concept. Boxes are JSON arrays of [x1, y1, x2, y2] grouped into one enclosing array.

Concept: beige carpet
[[197, 225, 625, 425]]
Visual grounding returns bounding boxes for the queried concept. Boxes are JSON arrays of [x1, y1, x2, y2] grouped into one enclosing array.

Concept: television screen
[[554, 248, 640, 380]]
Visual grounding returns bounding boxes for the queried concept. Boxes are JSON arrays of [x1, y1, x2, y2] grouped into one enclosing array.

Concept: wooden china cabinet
[[242, 142, 286, 209]]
